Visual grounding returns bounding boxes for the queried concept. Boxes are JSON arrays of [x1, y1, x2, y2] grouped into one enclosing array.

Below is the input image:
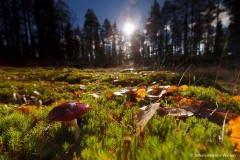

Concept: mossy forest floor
[[0, 66, 239, 160]]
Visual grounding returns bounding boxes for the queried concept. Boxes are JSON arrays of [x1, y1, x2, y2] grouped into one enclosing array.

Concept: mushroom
[[48, 102, 90, 141]]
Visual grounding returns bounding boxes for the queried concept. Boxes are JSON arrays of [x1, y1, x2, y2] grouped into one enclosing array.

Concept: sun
[[123, 23, 135, 35]]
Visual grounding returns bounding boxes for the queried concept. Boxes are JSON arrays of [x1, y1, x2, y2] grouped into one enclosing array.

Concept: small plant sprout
[[48, 102, 90, 141]]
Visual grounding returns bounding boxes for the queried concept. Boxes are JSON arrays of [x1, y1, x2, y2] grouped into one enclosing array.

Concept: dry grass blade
[[221, 110, 229, 144], [177, 65, 192, 87]]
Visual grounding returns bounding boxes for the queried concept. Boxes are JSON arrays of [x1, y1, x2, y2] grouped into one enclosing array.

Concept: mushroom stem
[[68, 119, 80, 141]]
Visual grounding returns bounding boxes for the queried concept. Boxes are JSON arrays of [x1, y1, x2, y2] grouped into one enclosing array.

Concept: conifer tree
[[146, 0, 162, 58], [224, 0, 240, 60], [83, 9, 100, 63]]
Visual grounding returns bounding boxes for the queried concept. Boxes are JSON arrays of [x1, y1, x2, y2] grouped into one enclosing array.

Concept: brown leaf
[[15, 105, 36, 114], [126, 90, 137, 102], [74, 90, 84, 95], [106, 92, 114, 100], [151, 84, 161, 95], [124, 101, 135, 110], [13, 93, 22, 101], [173, 96, 184, 102], [167, 108, 194, 117], [74, 98, 81, 102], [179, 98, 202, 107], [197, 110, 239, 126]]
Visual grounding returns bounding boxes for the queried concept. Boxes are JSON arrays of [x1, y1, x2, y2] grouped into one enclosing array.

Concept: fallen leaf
[[74, 90, 84, 95], [167, 108, 194, 117], [106, 92, 114, 100], [124, 101, 135, 110], [151, 84, 161, 95], [13, 93, 22, 101], [173, 96, 184, 102], [15, 105, 36, 114], [135, 103, 160, 134], [178, 85, 188, 91], [197, 110, 239, 125], [75, 98, 81, 102], [232, 96, 240, 102], [179, 98, 202, 107], [135, 88, 147, 102], [166, 85, 177, 93], [227, 116, 240, 151]]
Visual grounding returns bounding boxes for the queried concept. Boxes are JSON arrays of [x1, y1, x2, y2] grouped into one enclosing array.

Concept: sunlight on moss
[[0, 67, 239, 159]]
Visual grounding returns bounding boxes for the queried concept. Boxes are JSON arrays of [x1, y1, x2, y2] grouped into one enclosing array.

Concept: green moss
[[0, 67, 239, 160]]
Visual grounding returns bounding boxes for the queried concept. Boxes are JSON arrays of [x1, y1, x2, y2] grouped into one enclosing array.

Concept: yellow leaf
[[227, 116, 240, 151], [135, 88, 147, 102], [178, 85, 188, 91], [232, 96, 240, 102], [103, 85, 108, 89], [135, 97, 142, 102]]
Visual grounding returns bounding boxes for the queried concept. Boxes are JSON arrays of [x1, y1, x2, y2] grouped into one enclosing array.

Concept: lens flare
[[123, 23, 135, 35]]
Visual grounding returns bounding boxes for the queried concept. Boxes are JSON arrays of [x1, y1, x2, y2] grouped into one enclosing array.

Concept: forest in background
[[0, 0, 239, 68]]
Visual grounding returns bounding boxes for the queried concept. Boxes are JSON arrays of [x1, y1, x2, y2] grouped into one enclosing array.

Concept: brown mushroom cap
[[48, 102, 90, 121]]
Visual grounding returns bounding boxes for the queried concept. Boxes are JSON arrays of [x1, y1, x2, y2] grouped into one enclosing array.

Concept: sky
[[65, 0, 230, 31], [66, 0, 164, 30]]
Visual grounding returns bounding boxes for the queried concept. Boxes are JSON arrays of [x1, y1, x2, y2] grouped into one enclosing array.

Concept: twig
[[221, 110, 229, 144], [210, 102, 219, 116]]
